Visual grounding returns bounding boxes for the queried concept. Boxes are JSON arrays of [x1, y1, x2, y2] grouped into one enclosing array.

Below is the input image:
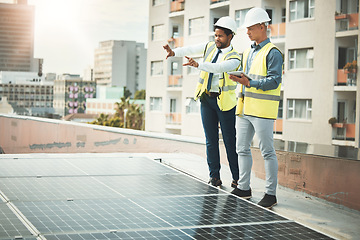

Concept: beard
[[216, 40, 229, 49]]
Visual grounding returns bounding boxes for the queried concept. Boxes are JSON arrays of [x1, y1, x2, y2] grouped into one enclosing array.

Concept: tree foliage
[[134, 89, 146, 100], [89, 97, 144, 130], [123, 87, 132, 99]]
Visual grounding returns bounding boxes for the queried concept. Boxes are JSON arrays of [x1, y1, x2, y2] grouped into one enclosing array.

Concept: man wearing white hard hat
[[229, 7, 283, 209], [163, 16, 241, 188]]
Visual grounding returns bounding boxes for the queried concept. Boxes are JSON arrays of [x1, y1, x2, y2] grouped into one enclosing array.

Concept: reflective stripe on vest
[[236, 42, 282, 119], [203, 43, 216, 61]]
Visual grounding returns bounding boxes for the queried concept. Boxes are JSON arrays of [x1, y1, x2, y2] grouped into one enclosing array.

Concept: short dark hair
[[214, 26, 233, 36]]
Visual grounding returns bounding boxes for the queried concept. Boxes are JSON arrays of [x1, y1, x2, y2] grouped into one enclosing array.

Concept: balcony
[[335, 13, 359, 31], [336, 69, 357, 86], [170, 0, 184, 12], [168, 75, 183, 88], [166, 112, 182, 125], [268, 23, 286, 38], [273, 119, 283, 134], [332, 122, 356, 141], [168, 37, 184, 48]]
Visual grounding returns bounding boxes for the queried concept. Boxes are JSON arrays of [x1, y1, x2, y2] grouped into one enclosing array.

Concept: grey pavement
[[145, 152, 360, 240]]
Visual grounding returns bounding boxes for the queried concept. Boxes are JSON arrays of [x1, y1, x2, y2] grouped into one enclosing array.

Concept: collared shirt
[[173, 42, 240, 92], [243, 38, 283, 91]]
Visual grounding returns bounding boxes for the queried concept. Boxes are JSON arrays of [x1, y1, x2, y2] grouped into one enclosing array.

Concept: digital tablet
[[227, 71, 251, 79]]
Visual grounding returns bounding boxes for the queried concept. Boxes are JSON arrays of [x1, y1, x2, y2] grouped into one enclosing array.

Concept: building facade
[[93, 40, 147, 96], [146, 0, 360, 159], [0, 1, 41, 73], [53, 74, 96, 117], [0, 71, 53, 116]]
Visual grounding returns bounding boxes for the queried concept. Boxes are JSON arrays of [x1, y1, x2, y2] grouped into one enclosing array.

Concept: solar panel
[[0, 154, 335, 240], [0, 203, 37, 239], [0, 156, 174, 177], [0, 175, 221, 202]]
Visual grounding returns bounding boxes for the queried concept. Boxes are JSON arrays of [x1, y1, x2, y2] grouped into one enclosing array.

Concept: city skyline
[[0, 0, 149, 76]]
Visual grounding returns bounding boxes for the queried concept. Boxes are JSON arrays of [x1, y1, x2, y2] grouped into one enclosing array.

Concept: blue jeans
[[200, 93, 239, 181], [236, 115, 278, 195]]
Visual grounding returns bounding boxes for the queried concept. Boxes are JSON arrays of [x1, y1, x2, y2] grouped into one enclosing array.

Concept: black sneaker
[[258, 194, 277, 209], [231, 180, 238, 188], [231, 188, 252, 199], [208, 177, 222, 187]]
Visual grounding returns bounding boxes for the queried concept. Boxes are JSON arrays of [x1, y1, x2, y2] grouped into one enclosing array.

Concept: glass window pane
[[151, 61, 163, 76], [290, 11, 296, 21], [152, 25, 164, 41], [297, 0, 306, 19], [288, 99, 293, 108], [296, 49, 307, 68], [289, 60, 295, 69], [189, 17, 204, 35], [295, 100, 306, 118], [288, 109, 293, 119], [308, 59, 313, 68], [289, 50, 295, 58], [235, 9, 250, 28]]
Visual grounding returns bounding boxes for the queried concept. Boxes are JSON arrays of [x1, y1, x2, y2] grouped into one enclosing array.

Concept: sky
[[2, 0, 149, 75]]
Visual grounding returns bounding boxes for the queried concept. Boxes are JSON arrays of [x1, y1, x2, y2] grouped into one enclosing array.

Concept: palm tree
[[114, 97, 144, 130], [89, 113, 109, 126], [88, 97, 144, 130]]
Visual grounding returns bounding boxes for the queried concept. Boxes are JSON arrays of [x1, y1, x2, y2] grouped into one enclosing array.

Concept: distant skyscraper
[[93, 40, 147, 96], [0, 1, 37, 72]]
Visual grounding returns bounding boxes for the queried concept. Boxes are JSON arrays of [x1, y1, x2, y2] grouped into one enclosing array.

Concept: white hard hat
[[242, 7, 271, 28], [214, 16, 237, 34]]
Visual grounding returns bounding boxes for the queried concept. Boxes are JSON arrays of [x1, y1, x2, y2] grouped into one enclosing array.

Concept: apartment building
[[93, 40, 147, 95], [0, 71, 53, 116], [146, 0, 360, 159], [53, 74, 96, 117]]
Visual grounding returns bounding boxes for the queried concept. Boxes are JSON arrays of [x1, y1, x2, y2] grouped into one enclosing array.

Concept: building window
[[151, 61, 163, 76], [287, 99, 312, 120], [151, 24, 164, 41], [281, 8, 286, 22], [185, 98, 200, 113], [152, 0, 164, 6], [289, 0, 315, 21], [189, 17, 204, 35], [235, 9, 250, 28], [289, 48, 314, 69], [278, 99, 283, 119], [150, 97, 162, 111], [288, 141, 308, 153]]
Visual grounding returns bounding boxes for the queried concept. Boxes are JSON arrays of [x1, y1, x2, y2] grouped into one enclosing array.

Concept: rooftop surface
[[1, 153, 359, 240]]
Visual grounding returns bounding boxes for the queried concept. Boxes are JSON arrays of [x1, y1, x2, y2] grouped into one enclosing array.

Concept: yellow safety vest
[[194, 42, 241, 111], [236, 42, 282, 119]]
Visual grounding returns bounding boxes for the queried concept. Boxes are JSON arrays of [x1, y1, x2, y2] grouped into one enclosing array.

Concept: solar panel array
[[0, 154, 334, 239]]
